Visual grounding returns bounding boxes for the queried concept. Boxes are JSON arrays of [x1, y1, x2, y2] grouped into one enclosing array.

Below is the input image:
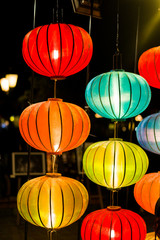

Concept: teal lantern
[[136, 113, 160, 155], [85, 70, 151, 120]]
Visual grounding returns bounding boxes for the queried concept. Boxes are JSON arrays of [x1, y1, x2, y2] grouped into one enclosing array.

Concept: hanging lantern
[[85, 70, 151, 120], [134, 172, 160, 215], [138, 46, 160, 89], [22, 23, 93, 79], [136, 113, 160, 155], [17, 173, 89, 229], [145, 232, 160, 240], [83, 138, 149, 190], [19, 98, 90, 154], [81, 206, 147, 240]]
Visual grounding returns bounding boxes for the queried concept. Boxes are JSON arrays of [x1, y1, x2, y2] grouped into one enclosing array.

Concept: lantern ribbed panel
[[22, 23, 93, 79], [85, 70, 151, 120], [19, 98, 90, 154], [145, 232, 160, 240], [138, 46, 160, 89], [136, 113, 160, 155], [134, 172, 160, 215], [17, 174, 89, 230], [81, 207, 147, 240], [83, 139, 149, 190]]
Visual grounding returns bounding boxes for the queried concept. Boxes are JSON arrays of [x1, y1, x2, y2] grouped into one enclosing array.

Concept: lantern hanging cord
[[54, 80, 57, 98], [56, 0, 59, 23], [134, 5, 140, 73], [115, 0, 120, 54], [85, 0, 93, 86], [33, 0, 37, 29], [48, 230, 57, 240]]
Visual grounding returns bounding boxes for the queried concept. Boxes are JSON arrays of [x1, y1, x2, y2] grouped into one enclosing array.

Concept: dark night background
[[0, 0, 160, 231]]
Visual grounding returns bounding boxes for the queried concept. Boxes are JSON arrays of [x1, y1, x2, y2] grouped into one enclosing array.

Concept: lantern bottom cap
[[50, 77, 66, 80]]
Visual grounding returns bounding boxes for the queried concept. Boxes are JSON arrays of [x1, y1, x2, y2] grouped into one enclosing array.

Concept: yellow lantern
[[83, 138, 149, 190], [145, 232, 160, 240], [17, 173, 89, 230]]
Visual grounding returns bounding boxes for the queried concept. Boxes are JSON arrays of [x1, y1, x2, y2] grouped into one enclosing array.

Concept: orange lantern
[[134, 172, 160, 215], [19, 98, 90, 154], [17, 173, 89, 230]]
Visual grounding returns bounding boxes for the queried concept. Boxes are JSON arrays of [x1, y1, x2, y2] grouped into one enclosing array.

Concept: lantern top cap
[[109, 138, 123, 141], [107, 206, 121, 211], [48, 98, 63, 102], [46, 173, 62, 178]]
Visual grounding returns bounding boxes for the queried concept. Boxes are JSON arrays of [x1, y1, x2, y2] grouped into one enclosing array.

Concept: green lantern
[[83, 138, 149, 190], [85, 70, 151, 120]]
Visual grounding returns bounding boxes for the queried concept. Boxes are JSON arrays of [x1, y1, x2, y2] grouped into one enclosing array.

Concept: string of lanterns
[[16, 0, 160, 239]]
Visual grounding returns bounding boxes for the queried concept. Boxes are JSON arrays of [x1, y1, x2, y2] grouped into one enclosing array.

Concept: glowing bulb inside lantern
[[53, 50, 59, 60], [111, 229, 115, 238]]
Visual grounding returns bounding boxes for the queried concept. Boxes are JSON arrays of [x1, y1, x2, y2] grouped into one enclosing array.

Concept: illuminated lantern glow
[[85, 70, 151, 120], [134, 172, 160, 215], [19, 98, 90, 155], [83, 138, 149, 190], [22, 23, 93, 79], [145, 232, 160, 240], [136, 113, 160, 155], [81, 206, 147, 240], [138, 46, 160, 89], [17, 173, 89, 229]]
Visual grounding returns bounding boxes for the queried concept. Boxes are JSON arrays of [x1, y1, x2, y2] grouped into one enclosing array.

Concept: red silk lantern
[[81, 206, 147, 240], [138, 46, 160, 89], [22, 23, 93, 79], [19, 98, 90, 154], [134, 172, 160, 215]]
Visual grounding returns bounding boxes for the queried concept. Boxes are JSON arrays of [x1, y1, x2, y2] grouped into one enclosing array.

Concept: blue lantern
[[136, 113, 160, 154], [85, 70, 151, 120]]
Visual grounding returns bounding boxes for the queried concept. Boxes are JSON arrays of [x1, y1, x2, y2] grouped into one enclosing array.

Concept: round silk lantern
[[83, 138, 149, 190], [17, 173, 89, 229], [19, 98, 90, 154], [134, 172, 160, 215], [22, 23, 93, 79], [145, 232, 160, 240], [136, 113, 160, 155], [85, 70, 151, 120], [81, 206, 147, 240], [138, 46, 160, 89]]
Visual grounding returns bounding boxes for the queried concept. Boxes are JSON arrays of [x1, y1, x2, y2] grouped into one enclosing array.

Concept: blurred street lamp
[[5, 74, 18, 88], [0, 74, 18, 92], [1, 78, 9, 92]]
